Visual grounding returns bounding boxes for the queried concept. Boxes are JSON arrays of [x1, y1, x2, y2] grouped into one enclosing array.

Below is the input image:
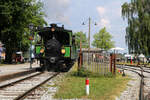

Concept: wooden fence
[[82, 52, 110, 75]]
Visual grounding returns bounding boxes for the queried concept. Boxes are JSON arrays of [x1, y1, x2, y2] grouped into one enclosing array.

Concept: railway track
[[117, 65, 150, 100], [0, 71, 60, 100], [117, 64, 150, 71], [0, 68, 37, 82], [117, 65, 150, 76]]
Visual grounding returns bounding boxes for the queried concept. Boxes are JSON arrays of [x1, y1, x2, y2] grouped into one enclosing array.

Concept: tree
[[92, 27, 114, 50], [0, 0, 47, 63], [74, 31, 88, 49], [122, 0, 150, 55]]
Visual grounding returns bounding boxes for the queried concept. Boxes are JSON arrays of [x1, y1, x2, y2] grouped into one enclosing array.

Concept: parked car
[[15, 52, 24, 63]]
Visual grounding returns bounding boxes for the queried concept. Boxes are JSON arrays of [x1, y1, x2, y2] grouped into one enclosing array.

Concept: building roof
[[81, 48, 103, 53]]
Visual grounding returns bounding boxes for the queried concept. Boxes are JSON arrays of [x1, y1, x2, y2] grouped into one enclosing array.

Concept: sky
[[42, 0, 130, 53]]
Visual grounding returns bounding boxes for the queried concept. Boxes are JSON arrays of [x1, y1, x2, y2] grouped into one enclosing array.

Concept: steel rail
[[14, 72, 60, 100], [117, 65, 150, 75], [0, 72, 43, 89], [117, 64, 150, 69]]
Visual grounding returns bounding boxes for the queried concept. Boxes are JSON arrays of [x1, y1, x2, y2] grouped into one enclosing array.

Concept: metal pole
[[88, 17, 91, 64], [139, 66, 144, 100], [29, 23, 33, 69], [102, 31, 103, 49], [122, 64, 125, 76], [88, 17, 91, 50], [79, 32, 82, 70], [30, 40, 32, 69], [113, 51, 116, 75]]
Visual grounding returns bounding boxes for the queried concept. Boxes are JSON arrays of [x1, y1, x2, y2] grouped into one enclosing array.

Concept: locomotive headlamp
[[51, 28, 55, 32], [40, 48, 44, 53], [61, 49, 66, 54]]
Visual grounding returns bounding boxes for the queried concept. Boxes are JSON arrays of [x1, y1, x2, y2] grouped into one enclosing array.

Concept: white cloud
[[99, 18, 111, 28], [43, 0, 71, 24], [96, 6, 110, 28], [59, 0, 70, 4], [97, 6, 106, 16]]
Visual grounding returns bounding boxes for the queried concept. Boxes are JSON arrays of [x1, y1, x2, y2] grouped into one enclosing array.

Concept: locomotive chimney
[[62, 25, 64, 28], [50, 23, 57, 27]]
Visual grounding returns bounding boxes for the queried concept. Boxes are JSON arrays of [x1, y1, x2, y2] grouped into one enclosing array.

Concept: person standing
[[31, 45, 35, 64], [31, 53, 35, 64]]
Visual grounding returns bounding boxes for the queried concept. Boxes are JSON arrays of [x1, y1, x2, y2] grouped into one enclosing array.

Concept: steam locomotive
[[35, 24, 77, 71]]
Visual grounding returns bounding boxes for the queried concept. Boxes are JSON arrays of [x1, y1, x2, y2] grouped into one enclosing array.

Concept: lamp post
[[29, 23, 34, 69], [82, 17, 97, 64], [79, 31, 82, 70]]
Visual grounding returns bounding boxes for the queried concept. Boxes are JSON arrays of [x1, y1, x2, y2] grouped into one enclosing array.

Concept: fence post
[[78, 52, 83, 71], [113, 54, 116, 75], [110, 54, 112, 73]]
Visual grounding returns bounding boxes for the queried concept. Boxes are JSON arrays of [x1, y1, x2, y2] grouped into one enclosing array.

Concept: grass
[[54, 63, 130, 100]]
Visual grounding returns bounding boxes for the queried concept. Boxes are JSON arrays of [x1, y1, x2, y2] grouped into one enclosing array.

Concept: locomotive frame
[[35, 24, 77, 71]]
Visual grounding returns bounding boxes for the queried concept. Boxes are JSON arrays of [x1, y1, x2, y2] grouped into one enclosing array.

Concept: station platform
[[0, 62, 39, 82]]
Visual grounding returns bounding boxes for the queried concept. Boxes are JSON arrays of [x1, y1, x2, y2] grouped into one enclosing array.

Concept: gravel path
[[116, 70, 141, 100], [40, 73, 63, 100], [0, 62, 39, 76], [116, 66, 150, 100]]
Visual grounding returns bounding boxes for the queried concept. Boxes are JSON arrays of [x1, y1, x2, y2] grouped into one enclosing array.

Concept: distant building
[[81, 48, 103, 53]]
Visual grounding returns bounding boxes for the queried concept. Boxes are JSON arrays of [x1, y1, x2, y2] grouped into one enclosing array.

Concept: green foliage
[[122, 0, 150, 55], [70, 66, 98, 77], [0, 0, 47, 63], [77, 67, 93, 77], [74, 31, 88, 49], [92, 27, 115, 50], [71, 67, 114, 78], [105, 72, 114, 78]]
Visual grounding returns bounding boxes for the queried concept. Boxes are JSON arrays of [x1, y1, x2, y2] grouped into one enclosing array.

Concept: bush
[[71, 67, 107, 78], [70, 66, 117, 78], [0, 59, 5, 64], [70, 67, 93, 77], [77, 67, 92, 77], [104, 72, 114, 78]]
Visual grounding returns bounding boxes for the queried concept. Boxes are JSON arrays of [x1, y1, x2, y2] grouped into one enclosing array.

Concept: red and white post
[[86, 78, 89, 95]]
